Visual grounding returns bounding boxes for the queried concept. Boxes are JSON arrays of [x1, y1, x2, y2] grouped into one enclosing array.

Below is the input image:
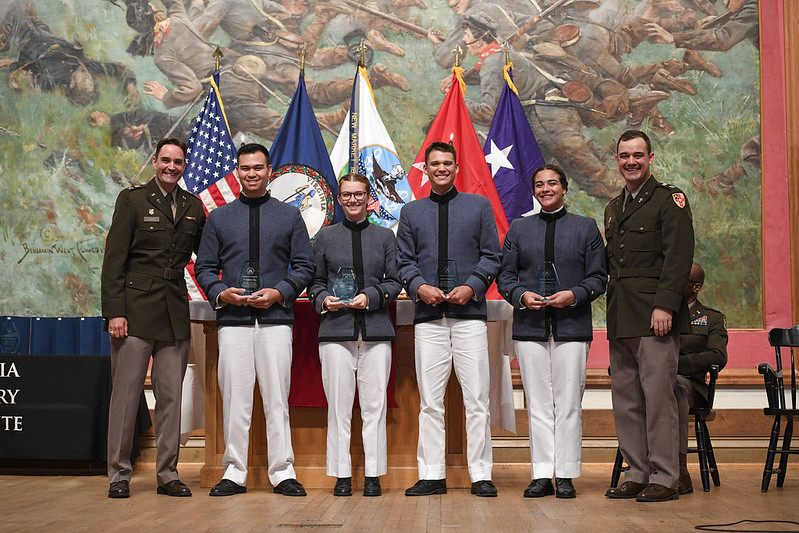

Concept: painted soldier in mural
[[88, 109, 193, 151], [140, 1, 349, 139], [0, 1, 138, 106], [457, 9, 624, 199], [645, 0, 759, 196]]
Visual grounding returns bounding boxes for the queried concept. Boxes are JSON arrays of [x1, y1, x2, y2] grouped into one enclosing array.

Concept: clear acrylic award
[[438, 259, 458, 295], [238, 261, 261, 295], [332, 266, 358, 303], [536, 261, 561, 298]]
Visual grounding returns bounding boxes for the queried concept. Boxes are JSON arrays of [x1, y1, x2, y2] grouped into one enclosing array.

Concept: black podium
[[0, 354, 111, 470]]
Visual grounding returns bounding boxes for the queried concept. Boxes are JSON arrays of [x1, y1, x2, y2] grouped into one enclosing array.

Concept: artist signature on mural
[[17, 241, 103, 264]]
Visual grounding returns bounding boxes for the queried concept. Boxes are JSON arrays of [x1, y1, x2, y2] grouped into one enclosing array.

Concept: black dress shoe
[[334, 477, 352, 496], [555, 478, 576, 499], [157, 479, 192, 497], [209, 479, 246, 496], [363, 476, 381, 497], [523, 478, 554, 498], [636, 483, 678, 502], [405, 479, 447, 496], [605, 481, 646, 499], [274, 478, 307, 496], [108, 480, 130, 499], [471, 480, 498, 497]]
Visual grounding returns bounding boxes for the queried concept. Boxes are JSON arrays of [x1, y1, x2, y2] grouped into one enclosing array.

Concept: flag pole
[[453, 44, 463, 68], [214, 46, 223, 71]]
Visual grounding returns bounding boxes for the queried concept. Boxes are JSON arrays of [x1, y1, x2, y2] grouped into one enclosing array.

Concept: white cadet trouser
[[319, 339, 391, 478], [414, 317, 492, 482], [217, 323, 296, 486], [516, 338, 588, 479]]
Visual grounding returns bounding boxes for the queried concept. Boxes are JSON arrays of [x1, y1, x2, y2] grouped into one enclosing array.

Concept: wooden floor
[[2, 464, 798, 532]]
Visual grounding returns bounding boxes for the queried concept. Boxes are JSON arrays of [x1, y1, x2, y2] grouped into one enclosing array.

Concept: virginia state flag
[[484, 62, 545, 222], [270, 72, 341, 238], [407, 67, 510, 243], [330, 66, 413, 232]]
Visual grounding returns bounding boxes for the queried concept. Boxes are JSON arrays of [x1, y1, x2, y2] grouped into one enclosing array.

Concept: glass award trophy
[[238, 261, 261, 295], [536, 261, 561, 298], [0, 319, 20, 354], [332, 266, 358, 303], [438, 259, 458, 295]]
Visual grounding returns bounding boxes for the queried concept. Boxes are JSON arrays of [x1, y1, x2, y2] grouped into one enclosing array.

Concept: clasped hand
[[220, 287, 283, 309], [324, 293, 368, 311], [417, 284, 475, 306]]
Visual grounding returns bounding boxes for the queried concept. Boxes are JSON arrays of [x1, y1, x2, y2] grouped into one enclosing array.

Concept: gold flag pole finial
[[213, 46, 223, 71], [453, 44, 463, 68], [357, 39, 367, 68], [504, 41, 511, 66], [299, 44, 307, 74]]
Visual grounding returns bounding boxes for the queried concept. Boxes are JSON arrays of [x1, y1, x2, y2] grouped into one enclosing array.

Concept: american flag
[[180, 71, 239, 301]]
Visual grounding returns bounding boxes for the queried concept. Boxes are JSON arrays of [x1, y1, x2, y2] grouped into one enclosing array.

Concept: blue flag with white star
[[483, 64, 545, 222], [270, 72, 342, 237]]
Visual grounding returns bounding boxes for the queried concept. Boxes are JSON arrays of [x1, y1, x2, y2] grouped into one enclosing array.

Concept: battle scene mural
[[0, 0, 761, 326]]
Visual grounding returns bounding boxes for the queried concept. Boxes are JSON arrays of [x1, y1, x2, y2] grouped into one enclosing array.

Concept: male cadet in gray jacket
[[397, 141, 502, 497], [194, 143, 314, 497]]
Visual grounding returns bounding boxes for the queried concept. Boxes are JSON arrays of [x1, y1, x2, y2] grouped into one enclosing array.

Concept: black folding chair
[[758, 326, 799, 492]]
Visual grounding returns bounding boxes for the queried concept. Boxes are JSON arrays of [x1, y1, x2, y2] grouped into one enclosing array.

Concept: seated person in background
[[675, 262, 728, 495]]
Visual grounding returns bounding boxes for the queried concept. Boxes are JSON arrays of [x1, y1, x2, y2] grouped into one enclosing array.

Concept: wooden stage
[[2, 464, 798, 532]]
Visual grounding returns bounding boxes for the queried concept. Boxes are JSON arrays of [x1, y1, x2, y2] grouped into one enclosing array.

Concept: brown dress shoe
[[605, 481, 647, 499], [636, 483, 679, 502], [157, 479, 192, 497], [108, 480, 130, 499], [678, 470, 693, 495]]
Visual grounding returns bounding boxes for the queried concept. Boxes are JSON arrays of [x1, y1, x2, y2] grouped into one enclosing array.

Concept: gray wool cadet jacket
[[397, 187, 501, 324], [194, 192, 315, 326], [308, 218, 402, 342], [497, 208, 607, 341]]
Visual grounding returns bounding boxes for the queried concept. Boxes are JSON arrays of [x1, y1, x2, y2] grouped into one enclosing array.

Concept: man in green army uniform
[[101, 138, 206, 499], [675, 262, 728, 494], [604, 130, 694, 503]]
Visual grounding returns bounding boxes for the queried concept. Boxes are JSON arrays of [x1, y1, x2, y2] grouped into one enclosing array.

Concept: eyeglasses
[[339, 191, 368, 201], [688, 280, 702, 284]]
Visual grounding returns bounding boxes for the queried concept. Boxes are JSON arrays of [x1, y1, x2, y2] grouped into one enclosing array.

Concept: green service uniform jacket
[[679, 299, 728, 404], [101, 178, 205, 341], [604, 176, 694, 339]]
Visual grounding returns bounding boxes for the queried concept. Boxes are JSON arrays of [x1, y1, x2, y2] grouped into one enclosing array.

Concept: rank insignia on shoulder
[[672, 192, 686, 208], [128, 184, 144, 190]]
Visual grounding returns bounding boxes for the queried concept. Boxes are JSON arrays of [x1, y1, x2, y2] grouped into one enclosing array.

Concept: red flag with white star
[[407, 67, 509, 243]]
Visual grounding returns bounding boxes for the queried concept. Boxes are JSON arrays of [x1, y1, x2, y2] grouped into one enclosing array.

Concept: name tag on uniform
[[143, 216, 160, 222]]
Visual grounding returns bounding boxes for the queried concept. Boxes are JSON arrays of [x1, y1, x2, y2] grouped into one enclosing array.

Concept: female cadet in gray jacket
[[497, 164, 607, 499], [308, 173, 402, 497]]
